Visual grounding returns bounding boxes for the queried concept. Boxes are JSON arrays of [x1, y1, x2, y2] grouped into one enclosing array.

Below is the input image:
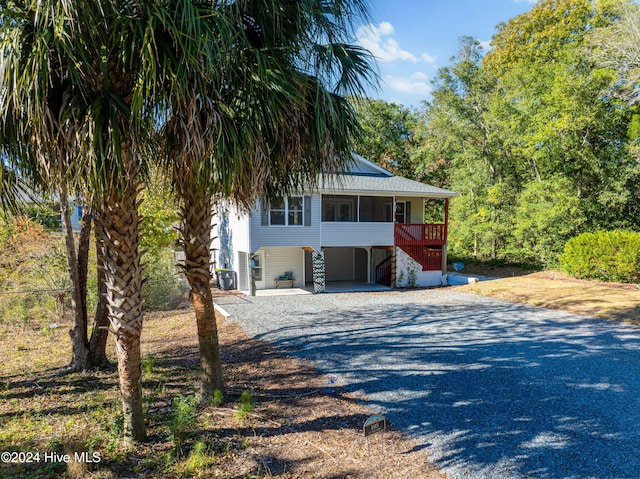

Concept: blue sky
[[355, 0, 537, 108]]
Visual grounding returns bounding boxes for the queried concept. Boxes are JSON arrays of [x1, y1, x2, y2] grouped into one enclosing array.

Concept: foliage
[[140, 169, 179, 261], [0, 215, 72, 324], [235, 390, 255, 423], [142, 354, 155, 375], [24, 202, 62, 231], [585, 1, 640, 107], [168, 395, 199, 457], [139, 169, 185, 311], [211, 389, 224, 408], [511, 177, 585, 266], [561, 230, 640, 283], [142, 249, 187, 311], [414, 2, 640, 265], [351, 99, 420, 179], [171, 440, 217, 478]]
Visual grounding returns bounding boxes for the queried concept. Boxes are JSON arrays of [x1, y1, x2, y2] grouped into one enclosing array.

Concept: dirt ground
[[453, 270, 640, 324]]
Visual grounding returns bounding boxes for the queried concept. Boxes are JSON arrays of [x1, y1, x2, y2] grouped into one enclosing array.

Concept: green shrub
[[235, 390, 254, 422], [210, 389, 224, 407], [561, 230, 640, 283], [168, 395, 199, 457], [142, 354, 155, 375], [143, 249, 188, 311]]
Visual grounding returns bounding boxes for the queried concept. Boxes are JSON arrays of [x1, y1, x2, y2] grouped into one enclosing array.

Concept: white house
[[212, 155, 457, 293]]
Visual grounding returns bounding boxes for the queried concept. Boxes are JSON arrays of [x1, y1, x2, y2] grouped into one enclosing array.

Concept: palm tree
[[162, 0, 376, 398], [0, 0, 242, 444]]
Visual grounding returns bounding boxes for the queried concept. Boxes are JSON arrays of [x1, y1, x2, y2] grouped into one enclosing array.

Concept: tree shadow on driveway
[[224, 291, 640, 479]]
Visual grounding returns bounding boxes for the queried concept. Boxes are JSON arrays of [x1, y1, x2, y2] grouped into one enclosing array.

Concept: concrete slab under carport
[[253, 280, 390, 296]]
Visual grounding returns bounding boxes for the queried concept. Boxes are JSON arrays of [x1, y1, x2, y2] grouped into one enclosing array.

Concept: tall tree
[[0, 1, 108, 371], [351, 99, 419, 179], [0, 0, 241, 444], [484, 0, 638, 233], [586, 0, 640, 106], [417, 38, 514, 260], [162, 0, 375, 399]]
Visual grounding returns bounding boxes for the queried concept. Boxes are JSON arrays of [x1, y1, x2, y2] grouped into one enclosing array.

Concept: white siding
[[250, 196, 321, 250], [396, 196, 424, 223], [321, 222, 393, 247], [238, 252, 249, 291], [259, 247, 305, 290], [396, 248, 443, 287], [213, 205, 250, 271]]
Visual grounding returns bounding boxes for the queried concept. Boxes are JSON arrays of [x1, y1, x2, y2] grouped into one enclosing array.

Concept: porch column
[[312, 251, 326, 293], [442, 198, 449, 275]]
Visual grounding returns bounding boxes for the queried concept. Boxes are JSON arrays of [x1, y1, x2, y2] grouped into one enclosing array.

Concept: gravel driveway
[[216, 289, 640, 479]]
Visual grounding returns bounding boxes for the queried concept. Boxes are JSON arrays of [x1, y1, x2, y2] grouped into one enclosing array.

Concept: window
[[288, 196, 303, 225], [269, 198, 286, 225], [269, 196, 303, 226], [322, 195, 357, 222]]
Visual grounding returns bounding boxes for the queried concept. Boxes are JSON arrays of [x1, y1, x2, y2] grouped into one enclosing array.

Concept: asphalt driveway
[[216, 289, 640, 479]]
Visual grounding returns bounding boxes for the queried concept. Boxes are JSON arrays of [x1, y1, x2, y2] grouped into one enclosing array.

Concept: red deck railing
[[394, 223, 446, 246], [375, 255, 394, 286], [394, 223, 446, 271]]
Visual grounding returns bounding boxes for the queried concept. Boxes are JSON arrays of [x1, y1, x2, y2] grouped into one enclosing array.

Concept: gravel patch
[[216, 289, 640, 479]]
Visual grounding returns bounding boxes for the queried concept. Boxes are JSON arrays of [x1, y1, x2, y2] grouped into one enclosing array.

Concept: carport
[[305, 246, 371, 287]]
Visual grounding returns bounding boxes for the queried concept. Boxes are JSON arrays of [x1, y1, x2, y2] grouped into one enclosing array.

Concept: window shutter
[[261, 201, 269, 226], [304, 196, 312, 226]]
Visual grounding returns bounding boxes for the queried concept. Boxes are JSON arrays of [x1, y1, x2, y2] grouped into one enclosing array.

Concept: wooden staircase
[[394, 223, 445, 271], [375, 255, 394, 286]]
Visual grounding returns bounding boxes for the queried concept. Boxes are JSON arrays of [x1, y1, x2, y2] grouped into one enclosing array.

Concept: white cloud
[[421, 53, 437, 65], [383, 74, 432, 96], [356, 22, 437, 65], [410, 71, 428, 81]]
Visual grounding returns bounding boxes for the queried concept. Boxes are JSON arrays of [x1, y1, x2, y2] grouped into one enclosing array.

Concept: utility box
[[217, 270, 237, 291]]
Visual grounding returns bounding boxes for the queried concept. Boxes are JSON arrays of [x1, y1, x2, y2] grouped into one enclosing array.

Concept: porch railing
[[400, 245, 443, 271], [394, 223, 445, 271], [394, 223, 446, 246], [375, 255, 394, 286]]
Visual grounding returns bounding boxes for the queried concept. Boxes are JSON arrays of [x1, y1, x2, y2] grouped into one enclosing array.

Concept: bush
[[168, 395, 199, 457], [143, 249, 188, 310], [561, 230, 640, 283]]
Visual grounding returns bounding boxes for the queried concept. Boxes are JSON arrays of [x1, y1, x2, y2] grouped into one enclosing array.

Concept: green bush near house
[[561, 231, 640, 283]]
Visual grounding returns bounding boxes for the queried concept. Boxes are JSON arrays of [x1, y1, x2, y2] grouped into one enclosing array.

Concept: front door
[[396, 201, 407, 223]]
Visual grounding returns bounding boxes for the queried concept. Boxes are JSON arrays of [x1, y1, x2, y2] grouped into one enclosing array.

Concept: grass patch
[[235, 390, 255, 423]]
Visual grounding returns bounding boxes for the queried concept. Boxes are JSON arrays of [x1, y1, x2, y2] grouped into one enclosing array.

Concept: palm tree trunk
[[88, 221, 110, 367], [60, 184, 90, 371], [193, 285, 223, 396], [95, 158, 146, 445], [181, 192, 223, 398], [77, 202, 92, 334]]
